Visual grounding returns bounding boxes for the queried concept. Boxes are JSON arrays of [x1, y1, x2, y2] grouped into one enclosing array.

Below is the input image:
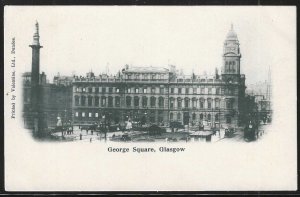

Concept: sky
[[5, 6, 296, 86]]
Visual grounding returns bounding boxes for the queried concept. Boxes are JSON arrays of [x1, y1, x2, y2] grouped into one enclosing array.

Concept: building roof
[[226, 24, 238, 41], [124, 66, 169, 73]]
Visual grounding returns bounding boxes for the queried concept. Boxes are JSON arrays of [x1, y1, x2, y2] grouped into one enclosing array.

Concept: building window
[[134, 96, 139, 107], [75, 112, 79, 117], [207, 99, 212, 109], [192, 98, 197, 108], [184, 98, 189, 108], [201, 87, 205, 94], [226, 115, 232, 124], [101, 96, 106, 107], [88, 96, 92, 106], [142, 97, 148, 107], [151, 87, 155, 94], [95, 113, 98, 118], [135, 88, 139, 93], [83, 88, 86, 92], [177, 113, 181, 120], [208, 88, 212, 94], [135, 74, 139, 80], [115, 96, 120, 107], [126, 96, 131, 107], [193, 88, 197, 94], [89, 112, 92, 117], [178, 88, 182, 94], [199, 99, 204, 109], [216, 87, 220, 95], [226, 99, 233, 109], [192, 113, 196, 120], [171, 88, 174, 94], [109, 87, 113, 93], [215, 99, 220, 109], [143, 88, 147, 94], [151, 74, 156, 80], [95, 87, 99, 93], [82, 112, 85, 117], [127, 88, 131, 93], [207, 114, 211, 121], [81, 96, 86, 106], [108, 96, 113, 107], [150, 97, 156, 107], [158, 97, 164, 108], [76, 87, 79, 92], [170, 112, 173, 120], [75, 96, 79, 106], [160, 87, 164, 94], [170, 98, 174, 109], [200, 114, 203, 120], [215, 114, 219, 122], [116, 88, 119, 93], [102, 87, 106, 93], [128, 74, 131, 80], [186, 88, 189, 94], [88, 87, 92, 93], [177, 98, 182, 109], [95, 96, 99, 106]]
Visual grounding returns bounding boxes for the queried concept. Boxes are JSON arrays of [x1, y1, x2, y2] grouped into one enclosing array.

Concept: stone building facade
[[71, 25, 246, 128], [23, 23, 246, 130]]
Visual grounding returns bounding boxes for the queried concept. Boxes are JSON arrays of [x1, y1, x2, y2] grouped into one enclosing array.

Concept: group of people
[[56, 117, 73, 136]]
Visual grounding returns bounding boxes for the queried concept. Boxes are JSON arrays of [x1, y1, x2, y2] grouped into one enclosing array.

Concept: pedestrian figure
[[90, 138, 92, 143], [92, 130, 93, 135], [80, 133, 82, 140], [56, 117, 63, 136]]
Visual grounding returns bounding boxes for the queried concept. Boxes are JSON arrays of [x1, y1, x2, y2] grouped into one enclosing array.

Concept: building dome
[[226, 24, 238, 41]]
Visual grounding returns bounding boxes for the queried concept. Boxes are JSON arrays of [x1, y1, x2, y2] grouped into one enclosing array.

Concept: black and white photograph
[[4, 6, 297, 191]]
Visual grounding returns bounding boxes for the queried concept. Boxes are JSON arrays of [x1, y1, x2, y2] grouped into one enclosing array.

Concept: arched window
[[95, 96, 99, 106], [88, 96, 93, 106], [200, 113, 204, 120], [192, 113, 196, 120], [226, 99, 233, 109], [134, 96, 139, 107], [215, 98, 220, 109], [126, 96, 131, 107], [192, 98, 197, 108], [115, 96, 120, 107], [184, 98, 190, 108], [108, 96, 113, 107], [207, 98, 212, 109], [215, 114, 219, 122], [150, 97, 156, 107], [169, 98, 175, 109], [177, 98, 182, 109], [170, 112, 173, 120], [101, 96, 106, 107], [75, 95, 79, 106], [142, 96, 148, 107], [81, 96, 86, 106], [207, 114, 211, 121], [158, 97, 164, 108], [199, 98, 204, 109]]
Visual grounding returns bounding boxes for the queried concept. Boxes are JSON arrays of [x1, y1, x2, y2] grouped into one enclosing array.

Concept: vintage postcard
[[4, 6, 297, 191]]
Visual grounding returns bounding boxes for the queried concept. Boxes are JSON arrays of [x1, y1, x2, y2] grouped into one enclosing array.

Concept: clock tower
[[221, 24, 241, 83]]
